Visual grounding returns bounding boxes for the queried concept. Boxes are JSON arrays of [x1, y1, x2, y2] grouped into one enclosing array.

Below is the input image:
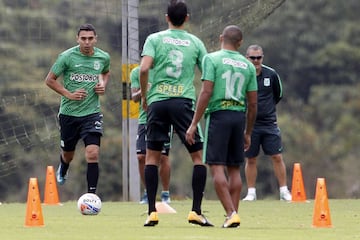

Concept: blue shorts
[[245, 125, 283, 158], [59, 113, 103, 151], [204, 110, 246, 166], [136, 123, 172, 156]]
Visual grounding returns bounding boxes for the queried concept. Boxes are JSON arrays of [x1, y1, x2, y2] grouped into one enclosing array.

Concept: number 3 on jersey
[[166, 50, 183, 78]]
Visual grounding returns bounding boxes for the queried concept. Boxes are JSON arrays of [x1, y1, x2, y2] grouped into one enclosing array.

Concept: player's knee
[[85, 146, 99, 162]]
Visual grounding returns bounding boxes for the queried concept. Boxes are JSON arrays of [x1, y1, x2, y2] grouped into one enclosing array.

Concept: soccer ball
[[77, 193, 102, 215]]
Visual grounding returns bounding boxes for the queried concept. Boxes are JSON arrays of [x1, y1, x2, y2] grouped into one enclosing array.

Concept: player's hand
[[186, 125, 197, 145], [70, 88, 88, 101], [141, 97, 148, 112], [244, 133, 251, 151], [94, 77, 105, 95]]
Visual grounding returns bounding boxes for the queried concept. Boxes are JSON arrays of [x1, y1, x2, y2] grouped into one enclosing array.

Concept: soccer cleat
[[144, 212, 158, 227], [187, 211, 214, 227], [280, 190, 292, 201], [242, 193, 257, 201], [139, 191, 148, 204], [161, 191, 171, 204], [56, 163, 68, 185], [222, 212, 241, 228]]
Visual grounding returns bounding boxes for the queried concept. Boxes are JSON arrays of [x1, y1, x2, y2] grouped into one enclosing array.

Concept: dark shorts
[[245, 125, 283, 158], [59, 113, 103, 151], [136, 123, 172, 156], [146, 98, 203, 153], [204, 110, 246, 166]]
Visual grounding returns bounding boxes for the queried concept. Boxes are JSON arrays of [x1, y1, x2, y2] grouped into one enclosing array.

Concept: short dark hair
[[77, 23, 97, 36], [167, 0, 188, 27], [222, 25, 243, 46]]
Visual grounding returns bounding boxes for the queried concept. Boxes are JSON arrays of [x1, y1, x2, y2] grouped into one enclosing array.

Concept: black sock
[[144, 165, 158, 214], [192, 165, 207, 215], [87, 162, 99, 193], [60, 154, 69, 176]]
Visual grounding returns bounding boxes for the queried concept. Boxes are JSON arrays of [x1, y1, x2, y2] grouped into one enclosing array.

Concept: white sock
[[248, 188, 256, 195], [279, 186, 289, 193]]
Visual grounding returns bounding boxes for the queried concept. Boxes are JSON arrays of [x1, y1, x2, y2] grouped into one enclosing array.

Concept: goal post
[[122, 0, 140, 202]]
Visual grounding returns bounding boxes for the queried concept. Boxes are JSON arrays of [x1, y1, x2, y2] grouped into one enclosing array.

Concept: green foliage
[[0, 0, 360, 203]]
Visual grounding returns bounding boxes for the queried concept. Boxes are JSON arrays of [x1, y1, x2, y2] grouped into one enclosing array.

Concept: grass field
[[0, 199, 359, 240]]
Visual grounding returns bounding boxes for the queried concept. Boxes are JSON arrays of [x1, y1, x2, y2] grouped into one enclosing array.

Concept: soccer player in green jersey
[[186, 25, 258, 228], [130, 66, 172, 204], [140, 0, 212, 227], [45, 23, 110, 194]]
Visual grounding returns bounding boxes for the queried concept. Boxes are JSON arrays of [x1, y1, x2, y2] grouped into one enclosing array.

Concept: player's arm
[[95, 71, 110, 95], [244, 90, 257, 151], [131, 87, 141, 102], [45, 71, 87, 101], [273, 72, 283, 104], [186, 80, 213, 145], [45, 72, 71, 98], [139, 55, 153, 110]]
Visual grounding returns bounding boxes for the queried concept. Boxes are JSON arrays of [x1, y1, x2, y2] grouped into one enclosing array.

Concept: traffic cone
[[312, 178, 332, 228], [43, 166, 61, 205], [25, 178, 44, 227], [155, 202, 176, 214], [291, 163, 307, 202]]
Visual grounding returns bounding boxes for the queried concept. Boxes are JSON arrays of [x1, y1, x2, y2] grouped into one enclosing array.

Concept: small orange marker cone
[[155, 202, 176, 214], [25, 178, 44, 227], [43, 166, 61, 205], [312, 178, 332, 228], [291, 163, 307, 202]]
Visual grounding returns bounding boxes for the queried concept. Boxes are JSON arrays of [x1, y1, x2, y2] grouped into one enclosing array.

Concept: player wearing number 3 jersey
[[140, 0, 211, 227], [141, 20, 206, 105]]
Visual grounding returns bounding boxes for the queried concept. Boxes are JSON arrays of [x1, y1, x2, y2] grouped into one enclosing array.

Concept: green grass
[[0, 199, 359, 240]]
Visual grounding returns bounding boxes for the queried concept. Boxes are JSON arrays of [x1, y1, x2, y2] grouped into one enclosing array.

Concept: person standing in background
[[186, 25, 257, 227], [130, 66, 172, 204], [45, 23, 110, 194], [242, 44, 291, 201]]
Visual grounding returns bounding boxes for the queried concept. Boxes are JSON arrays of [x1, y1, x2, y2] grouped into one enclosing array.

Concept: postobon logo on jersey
[[94, 61, 100, 70], [70, 73, 98, 82]]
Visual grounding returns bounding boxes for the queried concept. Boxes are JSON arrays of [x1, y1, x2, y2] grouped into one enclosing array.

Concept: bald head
[[221, 25, 243, 48]]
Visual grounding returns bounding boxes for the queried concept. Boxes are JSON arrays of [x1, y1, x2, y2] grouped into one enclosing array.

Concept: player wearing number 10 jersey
[[186, 25, 257, 227], [140, 0, 212, 227]]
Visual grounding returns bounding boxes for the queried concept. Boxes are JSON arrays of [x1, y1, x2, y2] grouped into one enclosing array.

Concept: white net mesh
[[0, 0, 285, 200]]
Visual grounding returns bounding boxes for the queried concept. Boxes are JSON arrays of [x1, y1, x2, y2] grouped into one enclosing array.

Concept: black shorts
[[204, 110, 246, 166], [59, 113, 103, 151], [136, 123, 172, 156], [146, 98, 203, 153], [245, 125, 283, 158]]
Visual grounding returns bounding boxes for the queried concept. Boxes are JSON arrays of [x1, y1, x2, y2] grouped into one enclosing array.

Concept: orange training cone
[[43, 166, 61, 205], [291, 163, 307, 202], [312, 178, 332, 228], [25, 178, 44, 227]]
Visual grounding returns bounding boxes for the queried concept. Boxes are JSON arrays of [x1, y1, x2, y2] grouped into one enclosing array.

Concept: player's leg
[[263, 127, 291, 201], [160, 125, 173, 203], [84, 142, 100, 193], [81, 113, 103, 194], [57, 114, 79, 185], [159, 153, 171, 203], [144, 101, 169, 226], [243, 130, 261, 201], [168, 98, 212, 226], [136, 124, 148, 204]]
